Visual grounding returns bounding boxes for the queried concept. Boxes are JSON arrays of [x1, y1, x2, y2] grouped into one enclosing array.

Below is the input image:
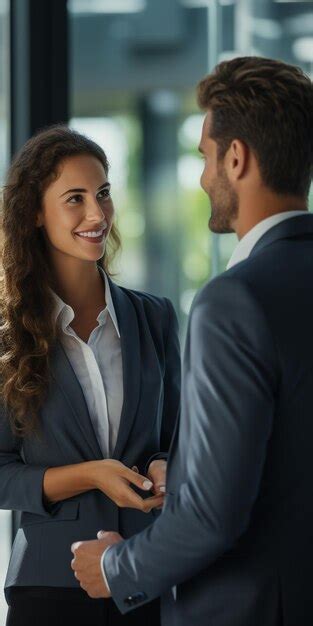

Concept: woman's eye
[[67, 194, 83, 204], [97, 189, 111, 200], [66, 189, 110, 204]]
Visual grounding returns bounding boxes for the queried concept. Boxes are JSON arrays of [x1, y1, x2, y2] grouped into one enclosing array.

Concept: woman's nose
[[86, 197, 107, 219]]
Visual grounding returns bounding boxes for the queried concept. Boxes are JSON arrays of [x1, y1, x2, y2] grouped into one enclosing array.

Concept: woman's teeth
[[76, 229, 104, 238]]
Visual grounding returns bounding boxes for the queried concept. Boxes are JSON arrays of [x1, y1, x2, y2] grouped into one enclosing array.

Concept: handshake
[[71, 458, 167, 598], [130, 458, 167, 512], [89, 457, 167, 514]]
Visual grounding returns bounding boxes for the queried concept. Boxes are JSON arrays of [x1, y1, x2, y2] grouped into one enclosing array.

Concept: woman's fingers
[[130, 464, 165, 493], [126, 468, 153, 492], [119, 487, 147, 510], [141, 494, 165, 513], [114, 464, 165, 511], [131, 463, 165, 494], [117, 483, 165, 513]]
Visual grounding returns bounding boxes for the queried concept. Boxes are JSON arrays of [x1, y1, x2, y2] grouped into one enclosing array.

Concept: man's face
[[199, 111, 238, 234]]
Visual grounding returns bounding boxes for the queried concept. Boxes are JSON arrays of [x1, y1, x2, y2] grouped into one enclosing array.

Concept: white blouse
[[50, 267, 123, 458]]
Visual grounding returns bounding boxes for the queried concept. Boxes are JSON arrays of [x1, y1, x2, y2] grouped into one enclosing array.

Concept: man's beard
[[208, 165, 239, 234]]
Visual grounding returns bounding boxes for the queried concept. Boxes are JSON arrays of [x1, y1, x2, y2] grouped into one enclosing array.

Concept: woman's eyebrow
[[59, 182, 111, 198]]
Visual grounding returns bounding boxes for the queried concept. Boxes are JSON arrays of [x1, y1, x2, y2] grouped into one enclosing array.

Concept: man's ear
[[225, 138, 249, 182]]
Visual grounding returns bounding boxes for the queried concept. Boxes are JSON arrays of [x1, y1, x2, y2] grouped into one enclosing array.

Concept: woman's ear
[[36, 213, 43, 227]]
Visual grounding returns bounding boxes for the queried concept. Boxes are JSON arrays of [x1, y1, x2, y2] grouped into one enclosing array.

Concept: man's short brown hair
[[197, 56, 313, 197]]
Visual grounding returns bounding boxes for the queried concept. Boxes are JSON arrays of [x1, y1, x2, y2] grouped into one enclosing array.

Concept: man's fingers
[[97, 530, 105, 539], [147, 462, 167, 494], [96, 530, 121, 541], [71, 541, 83, 554], [152, 483, 166, 495], [130, 464, 165, 495]]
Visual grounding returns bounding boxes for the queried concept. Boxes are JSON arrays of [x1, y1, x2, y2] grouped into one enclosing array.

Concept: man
[[71, 56, 313, 625]]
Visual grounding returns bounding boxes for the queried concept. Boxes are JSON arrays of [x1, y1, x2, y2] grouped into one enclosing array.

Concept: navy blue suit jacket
[[104, 214, 313, 626], [0, 280, 181, 590]]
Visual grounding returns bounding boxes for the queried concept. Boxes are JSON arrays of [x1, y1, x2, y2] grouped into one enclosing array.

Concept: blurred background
[[0, 0, 313, 622]]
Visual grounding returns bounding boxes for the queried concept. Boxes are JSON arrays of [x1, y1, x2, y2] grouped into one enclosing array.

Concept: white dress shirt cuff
[[100, 546, 112, 593]]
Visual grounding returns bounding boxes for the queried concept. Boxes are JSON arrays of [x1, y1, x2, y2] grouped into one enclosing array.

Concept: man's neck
[[233, 194, 308, 240]]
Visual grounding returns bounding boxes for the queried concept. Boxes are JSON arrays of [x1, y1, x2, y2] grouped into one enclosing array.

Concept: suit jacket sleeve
[[144, 297, 181, 475], [0, 406, 54, 516], [103, 275, 278, 614]]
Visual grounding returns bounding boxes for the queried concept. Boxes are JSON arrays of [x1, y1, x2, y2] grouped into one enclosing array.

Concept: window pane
[[69, 0, 313, 340]]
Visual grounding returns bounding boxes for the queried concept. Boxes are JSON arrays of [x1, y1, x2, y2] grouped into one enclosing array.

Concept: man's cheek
[[200, 171, 206, 191]]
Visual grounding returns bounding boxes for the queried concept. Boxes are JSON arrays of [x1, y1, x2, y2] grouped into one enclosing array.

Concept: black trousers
[[5, 586, 161, 626]]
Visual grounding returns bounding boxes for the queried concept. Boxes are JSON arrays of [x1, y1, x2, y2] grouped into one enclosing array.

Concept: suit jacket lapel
[[49, 340, 103, 459], [165, 414, 180, 487], [249, 213, 313, 259], [48, 274, 141, 462], [108, 278, 141, 460]]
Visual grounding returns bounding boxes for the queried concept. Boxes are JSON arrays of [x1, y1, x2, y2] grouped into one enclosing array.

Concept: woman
[[0, 125, 181, 626]]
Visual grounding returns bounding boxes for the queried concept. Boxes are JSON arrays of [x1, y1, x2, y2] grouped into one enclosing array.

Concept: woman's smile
[[74, 228, 107, 243]]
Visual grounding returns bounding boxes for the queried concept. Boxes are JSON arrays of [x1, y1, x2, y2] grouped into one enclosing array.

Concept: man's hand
[[132, 460, 167, 509], [71, 532, 123, 598], [147, 459, 167, 496]]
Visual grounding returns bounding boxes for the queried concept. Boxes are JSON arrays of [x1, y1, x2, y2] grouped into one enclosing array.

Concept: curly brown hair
[[0, 124, 121, 437], [197, 56, 313, 197]]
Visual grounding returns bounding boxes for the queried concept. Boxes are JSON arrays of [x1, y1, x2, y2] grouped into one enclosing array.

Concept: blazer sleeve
[[144, 297, 181, 475], [0, 406, 53, 516], [103, 275, 279, 614]]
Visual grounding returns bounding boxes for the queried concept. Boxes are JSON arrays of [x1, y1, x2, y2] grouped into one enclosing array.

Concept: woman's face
[[36, 154, 114, 265]]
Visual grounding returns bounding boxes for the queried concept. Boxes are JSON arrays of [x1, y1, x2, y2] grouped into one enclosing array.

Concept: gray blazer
[[0, 279, 181, 591], [103, 214, 313, 626]]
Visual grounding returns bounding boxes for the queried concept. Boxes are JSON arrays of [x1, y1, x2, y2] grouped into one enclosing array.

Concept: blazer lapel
[[250, 213, 313, 259], [49, 340, 103, 460], [108, 278, 141, 460]]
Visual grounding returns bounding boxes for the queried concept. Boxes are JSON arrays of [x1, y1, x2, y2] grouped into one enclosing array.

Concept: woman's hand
[[89, 459, 164, 513]]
